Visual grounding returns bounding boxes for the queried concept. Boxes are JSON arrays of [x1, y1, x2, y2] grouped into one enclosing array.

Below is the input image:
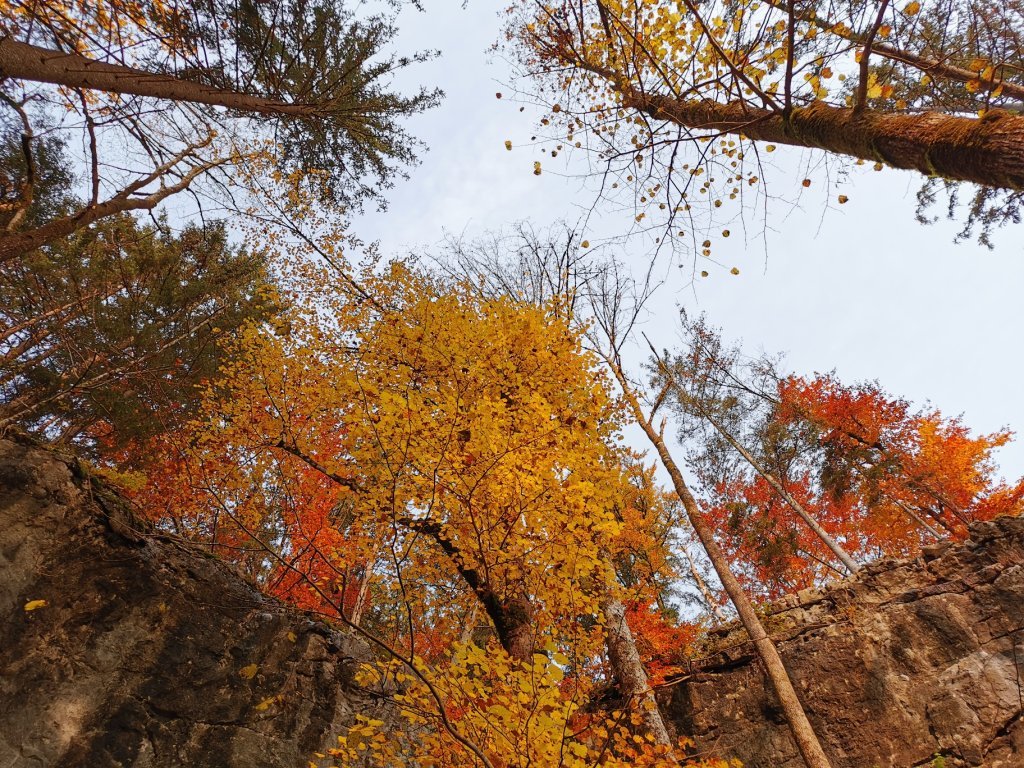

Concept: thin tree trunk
[[0, 38, 323, 117], [606, 356, 833, 768], [891, 497, 944, 540], [647, 346, 860, 573], [600, 592, 675, 750], [579, 60, 1024, 190], [682, 544, 728, 622], [349, 565, 373, 627], [698, 408, 860, 573], [459, 604, 479, 645]]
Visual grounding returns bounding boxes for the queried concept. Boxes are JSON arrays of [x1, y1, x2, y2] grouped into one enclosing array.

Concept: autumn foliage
[[700, 372, 1024, 597]]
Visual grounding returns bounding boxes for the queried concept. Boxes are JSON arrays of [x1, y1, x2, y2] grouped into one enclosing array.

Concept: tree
[[0, 211, 278, 455], [650, 313, 1022, 595], [585, 268, 834, 768], [509, 0, 1024, 245], [776, 373, 1024, 537], [647, 320, 861, 575], [122, 259, 689, 763], [0, 0, 440, 260]]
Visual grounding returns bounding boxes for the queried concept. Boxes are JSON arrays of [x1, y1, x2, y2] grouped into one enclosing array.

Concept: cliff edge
[[0, 436, 375, 767]]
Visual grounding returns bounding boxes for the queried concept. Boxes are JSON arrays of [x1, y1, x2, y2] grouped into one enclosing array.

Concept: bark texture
[[0, 435, 378, 768], [601, 594, 673, 747], [624, 89, 1024, 190], [666, 515, 1024, 767]]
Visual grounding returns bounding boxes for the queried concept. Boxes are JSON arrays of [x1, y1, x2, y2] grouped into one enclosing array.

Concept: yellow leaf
[[239, 664, 259, 679], [23, 599, 47, 611], [504, 140, 512, 151], [287, 631, 297, 643], [903, 1, 920, 15], [838, 194, 849, 204], [580, 240, 590, 248], [730, 267, 740, 275], [255, 696, 277, 711], [533, 161, 542, 176]]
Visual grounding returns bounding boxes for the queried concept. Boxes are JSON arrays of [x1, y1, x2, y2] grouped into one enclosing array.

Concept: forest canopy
[[1, 1, 1022, 767]]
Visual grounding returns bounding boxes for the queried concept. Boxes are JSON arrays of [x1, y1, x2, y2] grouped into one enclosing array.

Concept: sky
[[352, 1, 1024, 480]]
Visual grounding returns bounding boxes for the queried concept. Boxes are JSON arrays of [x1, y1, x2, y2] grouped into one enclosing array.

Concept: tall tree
[[0, 0, 439, 260], [122, 259, 686, 762], [586, 270, 833, 768], [0, 211, 278, 455], [653, 314, 1022, 595], [648, 321, 861, 575], [510, 0, 1024, 244], [776, 373, 1024, 536]]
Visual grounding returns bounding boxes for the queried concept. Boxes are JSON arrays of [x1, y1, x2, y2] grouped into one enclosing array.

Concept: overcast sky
[[352, 1, 1024, 480]]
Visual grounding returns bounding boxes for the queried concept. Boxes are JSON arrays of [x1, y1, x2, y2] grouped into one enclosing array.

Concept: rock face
[[666, 516, 1024, 768], [0, 436, 377, 768], [3, 435, 1024, 768]]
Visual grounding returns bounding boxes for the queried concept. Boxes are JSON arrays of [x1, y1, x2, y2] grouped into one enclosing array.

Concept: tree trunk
[[701, 409, 860, 574], [682, 545, 728, 622], [607, 358, 834, 768], [600, 592, 674, 749], [0, 38, 321, 117], [615, 83, 1024, 190], [404, 518, 535, 662]]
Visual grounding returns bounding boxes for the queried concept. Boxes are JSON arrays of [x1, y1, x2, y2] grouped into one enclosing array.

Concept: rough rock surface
[[3, 435, 1024, 768], [0, 436, 378, 768], [665, 516, 1024, 768]]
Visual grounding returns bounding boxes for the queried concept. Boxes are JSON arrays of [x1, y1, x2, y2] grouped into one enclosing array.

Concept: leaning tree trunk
[[404, 518, 535, 662], [696, 407, 860, 574], [607, 358, 834, 768], [607, 76, 1024, 191], [0, 149, 223, 263], [600, 586, 674, 749], [0, 38, 322, 117]]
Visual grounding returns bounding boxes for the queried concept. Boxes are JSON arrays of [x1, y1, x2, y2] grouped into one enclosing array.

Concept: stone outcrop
[[666, 516, 1024, 767], [0, 436, 378, 768], [3, 434, 1024, 768]]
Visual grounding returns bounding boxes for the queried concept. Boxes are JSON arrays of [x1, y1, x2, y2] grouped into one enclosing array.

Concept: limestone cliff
[[665, 516, 1024, 767], [0, 436, 378, 767]]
